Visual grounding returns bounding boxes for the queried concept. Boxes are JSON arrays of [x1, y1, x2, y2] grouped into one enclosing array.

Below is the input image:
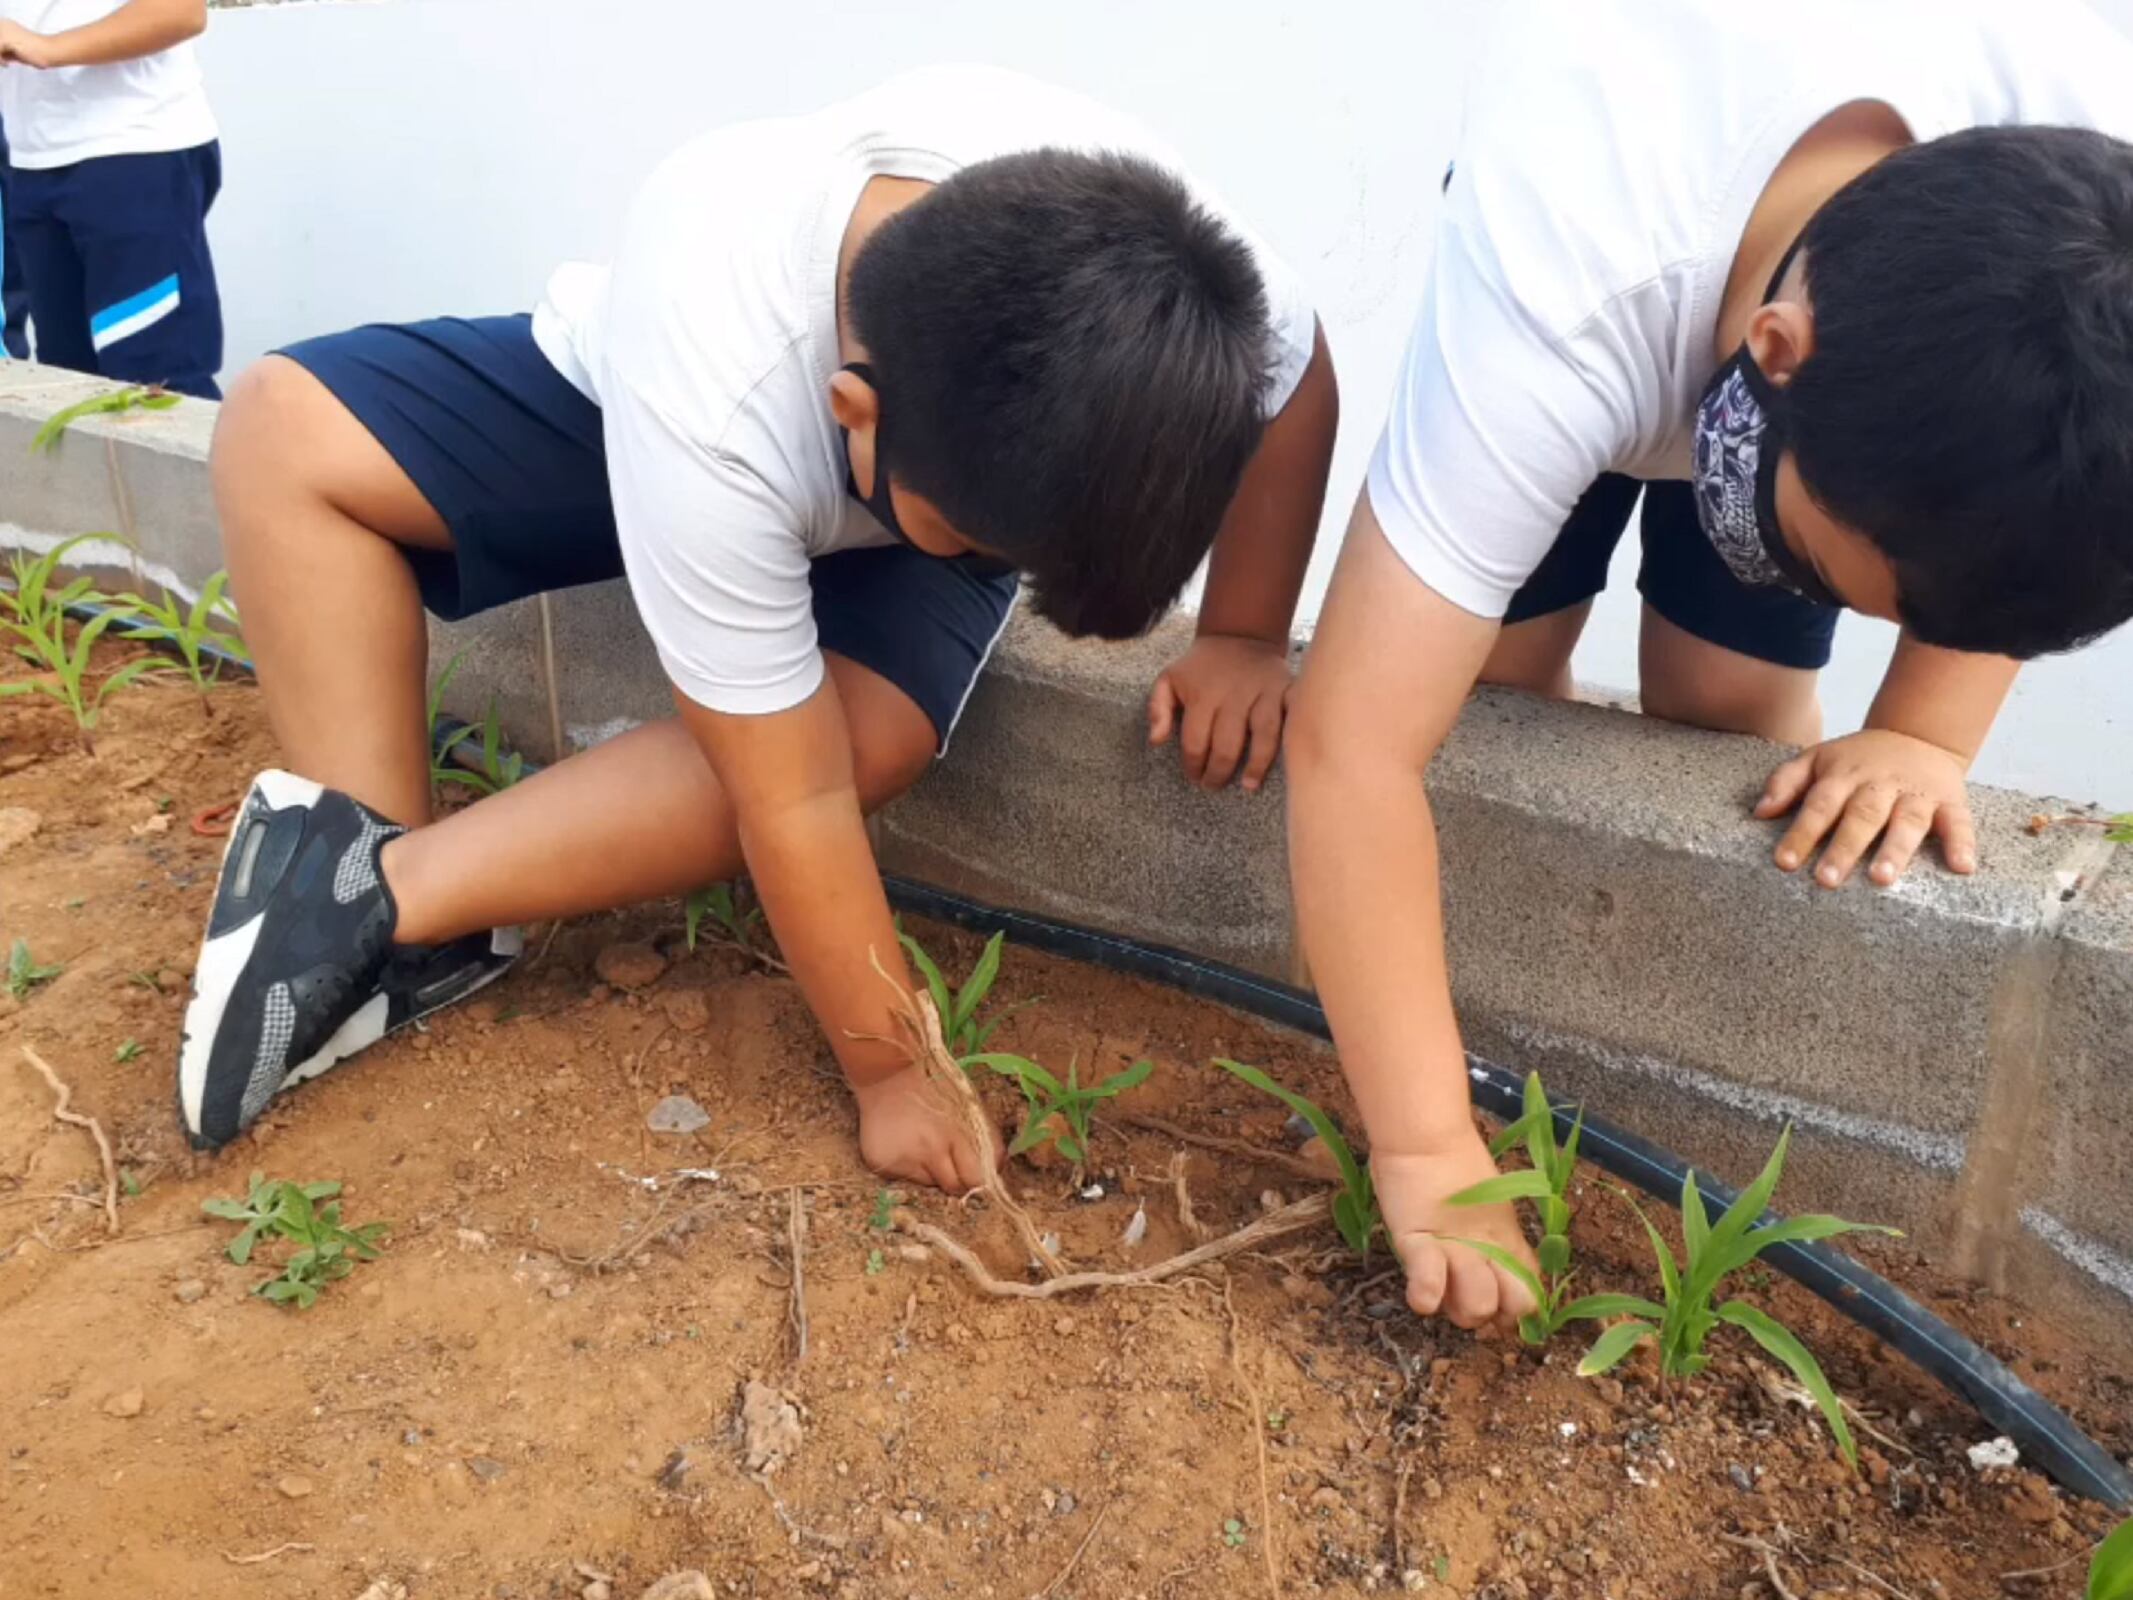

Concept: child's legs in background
[[3, 161, 93, 373], [0, 122, 30, 361], [64, 143, 224, 399]]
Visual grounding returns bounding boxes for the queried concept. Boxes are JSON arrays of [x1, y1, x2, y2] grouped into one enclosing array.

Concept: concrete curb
[[5, 363, 2129, 1350]]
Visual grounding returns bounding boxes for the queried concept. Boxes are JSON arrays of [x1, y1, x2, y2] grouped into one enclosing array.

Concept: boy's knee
[[852, 722, 935, 813], [1640, 671, 1822, 746]]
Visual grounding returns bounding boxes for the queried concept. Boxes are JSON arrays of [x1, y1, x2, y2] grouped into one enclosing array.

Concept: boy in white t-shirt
[[1286, 1, 2133, 1328], [176, 67, 1337, 1188], [0, 0, 222, 396]]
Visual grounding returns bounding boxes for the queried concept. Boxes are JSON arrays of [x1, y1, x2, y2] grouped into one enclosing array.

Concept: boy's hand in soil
[[1147, 634, 1293, 793], [1373, 1131, 1541, 1331], [853, 1063, 995, 1193]]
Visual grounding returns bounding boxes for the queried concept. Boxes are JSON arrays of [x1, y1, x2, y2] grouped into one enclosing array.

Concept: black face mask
[[1688, 236, 1845, 611], [839, 362, 1017, 580]]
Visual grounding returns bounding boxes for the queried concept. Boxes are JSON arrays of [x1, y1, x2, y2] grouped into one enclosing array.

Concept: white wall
[[195, 0, 2133, 802]]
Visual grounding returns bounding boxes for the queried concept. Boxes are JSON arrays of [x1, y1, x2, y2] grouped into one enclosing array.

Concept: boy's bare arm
[[1757, 637, 2018, 887], [672, 678, 989, 1193], [0, 0, 205, 68], [1286, 493, 1537, 1330], [1149, 322, 1337, 792]]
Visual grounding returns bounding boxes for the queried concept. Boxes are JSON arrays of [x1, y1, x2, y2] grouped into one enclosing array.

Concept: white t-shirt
[[0, 0, 216, 170], [1366, 0, 2133, 621], [532, 64, 1317, 718]]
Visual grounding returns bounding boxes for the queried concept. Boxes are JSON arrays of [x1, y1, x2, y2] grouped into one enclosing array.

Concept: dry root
[[20, 1047, 118, 1234]]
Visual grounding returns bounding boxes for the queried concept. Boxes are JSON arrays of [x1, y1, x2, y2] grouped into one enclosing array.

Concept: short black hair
[[1789, 125, 2133, 658], [847, 148, 1274, 639]]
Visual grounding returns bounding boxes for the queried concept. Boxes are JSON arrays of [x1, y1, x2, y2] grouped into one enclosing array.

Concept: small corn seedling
[[973, 1051, 1153, 1166], [1213, 1057, 1380, 1259], [1446, 1070, 1619, 1346], [2111, 814, 2132, 846], [898, 928, 1036, 1060], [425, 652, 523, 797], [2, 535, 101, 642], [202, 1172, 387, 1309], [684, 880, 762, 952], [110, 569, 249, 696], [1574, 1126, 1896, 1466], [3, 538, 163, 747], [30, 385, 179, 453], [2092, 1517, 2133, 1600], [7, 938, 64, 1000]]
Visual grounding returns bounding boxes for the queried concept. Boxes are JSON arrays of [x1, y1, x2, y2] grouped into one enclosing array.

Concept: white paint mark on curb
[[2020, 1207, 2133, 1303]]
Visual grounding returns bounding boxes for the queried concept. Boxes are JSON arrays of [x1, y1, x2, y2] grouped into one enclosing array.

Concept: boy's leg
[[1633, 482, 1832, 745], [2, 165, 94, 373], [1478, 473, 1641, 695], [65, 144, 224, 399], [0, 127, 31, 362]]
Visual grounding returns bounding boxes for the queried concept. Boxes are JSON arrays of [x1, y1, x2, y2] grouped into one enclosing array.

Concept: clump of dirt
[[4, 652, 2130, 1599]]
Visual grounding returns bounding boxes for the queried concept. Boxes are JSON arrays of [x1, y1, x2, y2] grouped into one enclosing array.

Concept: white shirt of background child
[[0, 0, 216, 169], [532, 64, 1319, 719], [1367, 0, 2133, 621]]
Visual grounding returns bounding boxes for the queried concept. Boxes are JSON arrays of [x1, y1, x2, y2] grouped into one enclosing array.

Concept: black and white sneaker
[[178, 770, 521, 1150]]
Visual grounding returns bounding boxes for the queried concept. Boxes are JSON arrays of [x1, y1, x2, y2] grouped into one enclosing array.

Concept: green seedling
[[868, 1189, 895, 1232], [113, 1039, 141, 1063], [110, 569, 249, 695], [2110, 814, 2132, 846], [1, 537, 161, 747], [973, 1052, 1152, 1166], [424, 652, 524, 798], [120, 1169, 142, 1198], [1446, 1071, 1607, 1346], [1213, 1057, 1379, 1259], [897, 929, 1038, 1059], [2092, 1517, 2133, 1600], [8, 939, 64, 999], [2, 534, 103, 643], [684, 880, 765, 955], [202, 1171, 388, 1309], [865, 1248, 886, 1276], [1222, 1518, 1246, 1550], [1572, 1126, 1896, 1466], [30, 385, 179, 453]]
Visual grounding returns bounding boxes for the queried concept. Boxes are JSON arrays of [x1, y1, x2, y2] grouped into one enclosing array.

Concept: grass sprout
[[202, 1172, 387, 1309], [974, 1052, 1152, 1166], [1213, 1057, 1379, 1259], [8, 938, 64, 999]]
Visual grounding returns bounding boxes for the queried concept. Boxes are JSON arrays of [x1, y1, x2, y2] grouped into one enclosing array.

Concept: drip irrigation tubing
[[41, 593, 2132, 1504], [881, 875, 2133, 1509]]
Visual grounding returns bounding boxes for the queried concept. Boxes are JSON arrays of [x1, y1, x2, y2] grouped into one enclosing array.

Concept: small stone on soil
[[0, 808, 41, 856], [467, 1455, 508, 1483], [594, 941, 668, 991], [277, 1474, 314, 1499], [103, 1388, 144, 1418], [172, 1278, 206, 1305], [637, 1575, 715, 1600], [584, 1585, 612, 1600], [739, 1379, 803, 1476], [646, 1095, 711, 1135], [1729, 1463, 1756, 1494], [659, 989, 712, 1033]]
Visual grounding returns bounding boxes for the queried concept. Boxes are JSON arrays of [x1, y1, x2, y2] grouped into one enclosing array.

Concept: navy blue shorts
[[6, 141, 223, 399], [1505, 475, 1840, 670], [277, 314, 1018, 750]]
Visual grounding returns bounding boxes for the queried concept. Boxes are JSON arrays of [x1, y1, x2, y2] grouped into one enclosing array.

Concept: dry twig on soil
[[1169, 1149, 1210, 1242], [786, 1188, 809, 1365], [20, 1047, 118, 1234], [1039, 1500, 1110, 1598], [897, 1193, 1331, 1300], [1223, 1277, 1281, 1600], [1120, 1111, 1330, 1181], [222, 1542, 315, 1565], [1720, 1534, 1800, 1600]]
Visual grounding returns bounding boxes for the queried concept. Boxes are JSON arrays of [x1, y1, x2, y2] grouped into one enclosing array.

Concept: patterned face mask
[[839, 361, 1016, 580], [1689, 244, 1844, 611]]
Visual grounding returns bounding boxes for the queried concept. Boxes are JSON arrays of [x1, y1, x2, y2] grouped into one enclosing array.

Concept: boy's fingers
[[1755, 752, 1815, 819], [1400, 1238, 1450, 1317], [1179, 696, 1216, 785], [1440, 1248, 1501, 1330], [1240, 695, 1284, 792], [1774, 778, 1853, 871], [1147, 674, 1179, 746], [1869, 796, 1937, 887], [1201, 706, 1249, 789], [1814, 784, 1897, 887], [1938, 801, 1979, 874]]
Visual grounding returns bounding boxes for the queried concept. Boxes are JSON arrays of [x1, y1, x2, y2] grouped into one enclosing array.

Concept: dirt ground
[[3, 657, 2130, 1600]]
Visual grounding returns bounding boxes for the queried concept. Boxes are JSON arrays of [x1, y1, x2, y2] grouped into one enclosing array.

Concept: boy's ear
[[1746, 299, 1817, 388], [828, 368, 880, 433]]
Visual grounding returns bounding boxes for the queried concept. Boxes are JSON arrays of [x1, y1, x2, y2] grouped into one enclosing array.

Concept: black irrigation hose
[[52, 597, 2129, 1504], [881, 874, 2133, 1509]]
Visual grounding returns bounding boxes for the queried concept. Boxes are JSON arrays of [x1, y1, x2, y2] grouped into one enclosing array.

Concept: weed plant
[[203, 1173, 387, 1309], [426, 651, 524, 798], [685, 881, 763, 953], [898, 929, 1035, 1059], [7, 939, 63, 999]]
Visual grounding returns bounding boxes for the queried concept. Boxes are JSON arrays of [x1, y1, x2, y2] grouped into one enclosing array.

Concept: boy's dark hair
[[1790, 125, 2133, 658], [847, 148, 1274, 638]]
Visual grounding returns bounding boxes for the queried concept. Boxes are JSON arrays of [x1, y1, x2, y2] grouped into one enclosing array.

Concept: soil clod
[[595, 942, 668, 991]]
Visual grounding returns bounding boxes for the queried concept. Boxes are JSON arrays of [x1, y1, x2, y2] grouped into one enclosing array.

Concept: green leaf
[[969, 1052, 1063, 1101], [1681, 1170, 1711, 1264], [897, 933, 956, 1042], [952, 932, 1003, 1037], [1577, 1320, 1655, 1377], [2089, 1516, 2133, 1600], [1712, 1214, 1902, 1279], [1008, 1104, 1062, 1157], [1556, 1292, 1668, 1324], [968, 998, 1039, 1053], [1715, 1299, 1855, 1467], [1538, 1233, 1570, 1278], [1689, 1127, 1793, 1306], [1212, 1058, 1362, 1198], [1486, 1108, 1544, 1161], [1332, 1188, 1376, 1259], [1444, 1169, 1556, 1207], [1517, 1313, 1550, 1347], [1615, 1187, 1681, 1304], [1559, 1108, 1586, 1185], [1436, 1235, 1545, 1306], [1520, 1072, 1557, 1184], [1087, 1057, 1154, 1099]]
